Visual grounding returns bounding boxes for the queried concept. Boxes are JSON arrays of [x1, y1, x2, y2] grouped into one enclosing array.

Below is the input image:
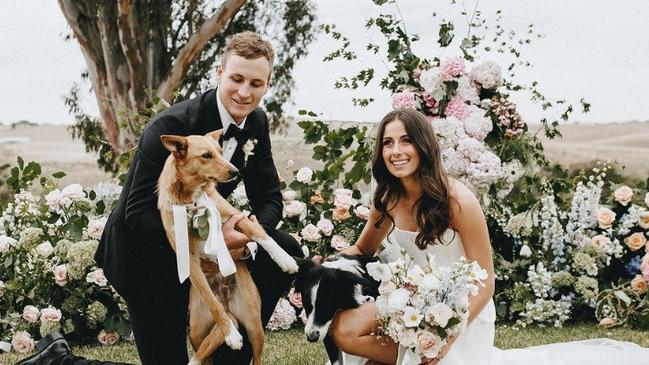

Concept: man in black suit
[[17, 31, 302, 365]]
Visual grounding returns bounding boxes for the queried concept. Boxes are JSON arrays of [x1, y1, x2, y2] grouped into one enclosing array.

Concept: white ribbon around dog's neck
[[172, 193, 236, 283]]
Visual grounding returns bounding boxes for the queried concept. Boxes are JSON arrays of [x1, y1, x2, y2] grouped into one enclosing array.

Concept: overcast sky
[[1, 0, 648, 125]]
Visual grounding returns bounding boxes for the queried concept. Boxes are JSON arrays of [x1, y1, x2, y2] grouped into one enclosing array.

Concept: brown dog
[[157, 130, 298, 365]]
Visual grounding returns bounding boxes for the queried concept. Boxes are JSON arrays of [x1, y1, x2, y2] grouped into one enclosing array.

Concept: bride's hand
[[420, 335, 457, 365], [338, 245, 363, 256]]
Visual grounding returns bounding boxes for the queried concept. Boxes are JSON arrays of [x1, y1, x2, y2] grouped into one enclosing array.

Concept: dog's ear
[[206, 129, 224, 143], [160, 135, 188, 159]]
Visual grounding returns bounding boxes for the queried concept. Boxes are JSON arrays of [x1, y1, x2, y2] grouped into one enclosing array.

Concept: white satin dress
[[338, 228, 649, 365]]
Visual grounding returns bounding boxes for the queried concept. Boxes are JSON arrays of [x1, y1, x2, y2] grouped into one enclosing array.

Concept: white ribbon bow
[[172, 193, 236, 283]]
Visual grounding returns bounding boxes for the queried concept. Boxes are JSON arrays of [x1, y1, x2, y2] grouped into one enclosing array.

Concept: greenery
[[3, 325, 647, 364]]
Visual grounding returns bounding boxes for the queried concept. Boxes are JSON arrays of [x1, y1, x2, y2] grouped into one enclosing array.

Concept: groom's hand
[[222, 213, 253, 250]]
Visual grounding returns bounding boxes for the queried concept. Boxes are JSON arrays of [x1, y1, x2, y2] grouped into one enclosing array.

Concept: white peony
[[427, 302, 454, 327]]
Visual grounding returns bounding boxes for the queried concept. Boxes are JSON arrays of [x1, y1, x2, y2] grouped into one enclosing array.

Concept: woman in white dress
[[332, 108, 649, 365]]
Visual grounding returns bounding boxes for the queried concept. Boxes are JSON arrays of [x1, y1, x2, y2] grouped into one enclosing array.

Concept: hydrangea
[[469, 61, 502, 89], [439, 57, 466, 81], [18, 228, 44, 248], [551, 271, 575, 288], [73, 198, 95, 213], [626, 255, 643, 275], [392, 90, 418, 109], [62, 240, 100, 281], [86, 301, 108, 328], [266, 298, 296, 331], [574, 276, 599, 304], [462, 107, 493, 141], [432, 117, 465, 149], [91, 181, 122, 204], [455, 76, 479, 105], [444, 96, 471, 121], [419, 68, 443, 95], [39, 319, 62, 337], [572, 252, 598, 276]]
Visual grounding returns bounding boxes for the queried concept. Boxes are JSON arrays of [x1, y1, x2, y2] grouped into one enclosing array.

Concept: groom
[[42, 31, 301, 365]]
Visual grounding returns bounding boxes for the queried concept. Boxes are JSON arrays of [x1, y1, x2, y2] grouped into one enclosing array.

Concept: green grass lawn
[[2, 324, 648, 365]]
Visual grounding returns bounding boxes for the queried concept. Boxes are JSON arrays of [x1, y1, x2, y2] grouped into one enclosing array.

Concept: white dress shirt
[[216, 90, 247, 162]]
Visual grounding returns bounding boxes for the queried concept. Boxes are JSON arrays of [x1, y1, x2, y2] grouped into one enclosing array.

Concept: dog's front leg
[[188, 255, 243, 350], [206, 188, 298, 273]]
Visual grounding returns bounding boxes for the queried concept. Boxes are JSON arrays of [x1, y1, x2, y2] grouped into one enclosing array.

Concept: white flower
[[456, 75, 480, 104], [402, 306, 423, 327], [23, 305, 40, 323], [86, 268, 108, 287], [287, 159, 295, 168], [367, 262, 393, 282], [45, 189, 65, 209], [397, 327, 417, 348], [11, 331, 34, 354], [378, 280, 397, 295], [419, 273, 441, 292], [388, 288, 411, 312], [330, 235, 350, 251], [282, 189, 298, 202], [433, 116, 466, 149], [0, 235, 17, 253], [40, 306, 62, 322], [469, 61, 502, 89], [242, 139, 257, 162], [406, 265, 425, 284], [295, 167, 313, 183], [87, 217, 108, 239], [301, 224, 321, 243], [427, 302, 454, 327], [232, 185, 248, 206], [419, 68, 443, 96], [284, 200, 306, 218], [519, 244, 532, 258], [61, 184, 84, 200], [334, 188, 354, 209], [355, 205, 370, 220], [463, 107, 493, 141], [35, 241, 54, 257], [613, 185, 633, 206], [316, 218, 334, 236], [301, 245, 310, 257], [53, 264, 68, 287]]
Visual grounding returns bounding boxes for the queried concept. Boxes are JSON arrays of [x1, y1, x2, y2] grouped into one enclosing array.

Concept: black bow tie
[[222, 123, 254, 145]]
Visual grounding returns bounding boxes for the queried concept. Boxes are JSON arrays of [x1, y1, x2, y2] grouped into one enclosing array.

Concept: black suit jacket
[[95, 89, 283, 301]]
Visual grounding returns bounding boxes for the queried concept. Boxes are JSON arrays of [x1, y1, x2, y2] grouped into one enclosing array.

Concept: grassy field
[[2, 324, 648, 364]]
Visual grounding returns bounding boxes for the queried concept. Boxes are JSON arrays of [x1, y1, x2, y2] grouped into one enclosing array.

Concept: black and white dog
[[294, 254, 380, 365]]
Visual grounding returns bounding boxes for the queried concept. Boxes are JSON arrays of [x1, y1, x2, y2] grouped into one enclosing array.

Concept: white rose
[[427, 302, 454, 327], [40, 306, 62, 322], [282, 190, 298, 202], [330, 235, 350, 251], [316, 218, 334, 236], [35, 241, 54, 257], [284, 200, 305, 218], [86, 268, 108, 287], [53, 264, 68, 287], [87, 217, 108, 239], [295, 167, 313, 183], [596, 207, 616, 229], [519, 244, 532, 258], [354, 205, 370, 220], [11, 331, 34, 354], [300, 224, 321, 243], [45, 189, 64, 209], [387, 288, 410, 312], [613, 186, 633, 206], [333, 189, 354, 209], [22, 305, 40, 323], [0, 235, 17, 253], [61, 183, 85, 200]]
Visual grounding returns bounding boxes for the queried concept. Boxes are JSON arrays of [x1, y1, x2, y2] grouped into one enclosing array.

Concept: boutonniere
[[243, 138, 258, 164]]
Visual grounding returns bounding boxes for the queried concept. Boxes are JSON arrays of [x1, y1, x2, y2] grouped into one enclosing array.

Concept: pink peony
[[287, 287, 303, 308], [53, 264, 68, 287], [11, 331, 35, 354], [22, 305, 40, 323], [86, 269, 108, 287], [444, 96, 471, 121], [97, 330, 120, 345], [392, 90, 417, 110], [40, 307, 62, 322], [439, 57, 466, 81]]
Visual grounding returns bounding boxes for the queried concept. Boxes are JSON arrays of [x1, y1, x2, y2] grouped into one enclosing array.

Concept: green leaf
[[17, 156, 24, 169], [52, 171, 66, 178], [438, 22, 455, 47]]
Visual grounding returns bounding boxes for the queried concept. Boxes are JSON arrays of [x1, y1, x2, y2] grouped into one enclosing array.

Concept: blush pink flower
[[392, 90, 417, 110], [331, 235, 350, 251], [444, 96, 471, 121], [439, 57, 466, 81], [11, 331, 35, 354], [40, 306, 62, 322], [53, 264, 68, 287], [22, 305, 40, 323], [97, 330, 120, 346], [86, 268, 108, 287]]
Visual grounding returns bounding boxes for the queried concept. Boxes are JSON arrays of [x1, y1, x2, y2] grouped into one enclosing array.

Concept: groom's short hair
[[221, 31, 275, 69]]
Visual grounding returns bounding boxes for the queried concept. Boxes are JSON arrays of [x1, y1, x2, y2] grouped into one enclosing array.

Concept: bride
[[333, 108, 649, 365]]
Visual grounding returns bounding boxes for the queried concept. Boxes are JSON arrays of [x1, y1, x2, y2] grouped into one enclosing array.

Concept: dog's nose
[[229, 167, 240, 180], [306, 331, 320, 342]]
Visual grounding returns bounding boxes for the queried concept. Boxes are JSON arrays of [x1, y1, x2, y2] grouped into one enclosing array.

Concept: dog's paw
[[224, 320, 244, 350], [275, 252, 299, 273]]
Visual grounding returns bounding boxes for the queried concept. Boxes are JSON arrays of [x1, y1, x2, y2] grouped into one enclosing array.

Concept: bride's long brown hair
[[372, 109, 453, 249]]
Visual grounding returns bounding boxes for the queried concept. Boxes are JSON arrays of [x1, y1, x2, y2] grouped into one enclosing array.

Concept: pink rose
[[86, 269, 108, 287], [97, 330, 120, 345], [22, 305, 40, 323], [624, 232, 647, 252], [301, 224, 322, 243], [613, 186, 633, 206], [591, 235, 611, 248], [354, 206, 370, 220], [333, 189, 354, 209], [53, 264, 68, 287], [392, 90, 417, 110], [295, 167, 313, 184], [40, 307, 62, 322], [596, 207, 616, 229], [284, 201, 305, 218], [638, 212, 649, 230], [330, 235, 350, 251], [282, 190, 298, 202], [415, 330, 441, 359], [87, 217, 108, 239], [288, 287, 303, 308], [631, 275, 648, 294], [316, 218, 334, 236], [11, 331, 35, 354]]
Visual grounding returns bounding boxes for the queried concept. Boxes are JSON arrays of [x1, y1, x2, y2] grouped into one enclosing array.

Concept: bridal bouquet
[[367, 253, 487, 360]]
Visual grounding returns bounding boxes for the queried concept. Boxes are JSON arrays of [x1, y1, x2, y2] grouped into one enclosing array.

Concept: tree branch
[[117, 0, 145, 110], [156, 0, 247, 101]]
